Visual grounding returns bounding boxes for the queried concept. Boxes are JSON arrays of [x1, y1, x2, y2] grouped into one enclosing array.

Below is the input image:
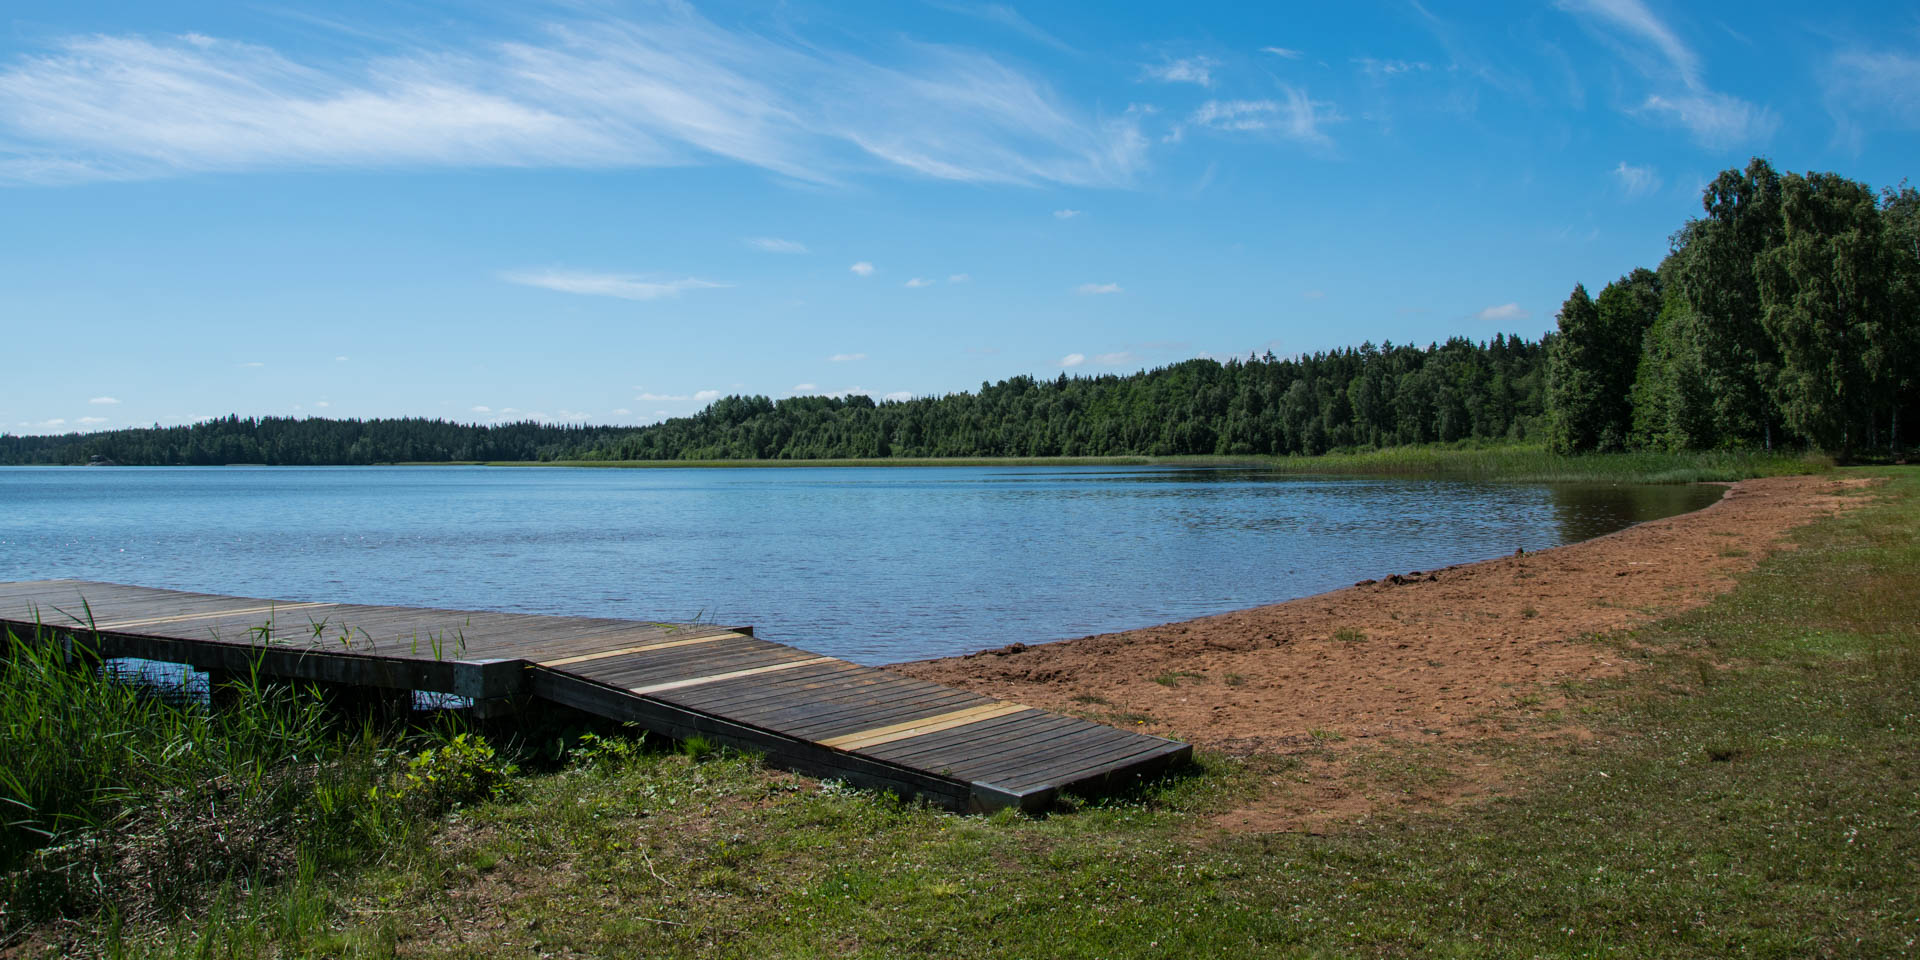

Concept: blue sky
[[3, 0, 1917, 432]]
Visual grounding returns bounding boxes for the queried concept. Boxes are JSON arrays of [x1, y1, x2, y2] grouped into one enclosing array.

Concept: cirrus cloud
[[503, 268, 727, 300], [0, 7, 1148, 188]]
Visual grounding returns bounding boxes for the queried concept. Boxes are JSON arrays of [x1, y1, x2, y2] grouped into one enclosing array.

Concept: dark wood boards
[[0, 579, 1190, 812]]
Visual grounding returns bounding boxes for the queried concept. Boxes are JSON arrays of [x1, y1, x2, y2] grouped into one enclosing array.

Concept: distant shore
[[456, 445, 1833, 485]]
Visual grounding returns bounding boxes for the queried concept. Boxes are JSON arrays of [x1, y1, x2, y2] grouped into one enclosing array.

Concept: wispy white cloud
[[334, 355, 349, 362], [1261, 46, 1303, 60], [829, 352, 867, 363], [611, 407, 631, 416], [849, 261, 875, 277], [1302, 289, 1326, 301], [883, 391, 914, 402], [694, 389, 721, 402], [1052, 208, 1080, 218], [1825, 50, 1920, 132], [745, 236, 807, 253], [1556, 0, 1774, 147], [933, 3, 1074, 54], [947, 273, 971, 283], [1094, 351, 1137, 366], [1075, 282, 1122, 295], [1059, 352, 1086, 367], [904, 277, 932, 288], [1612, 160, 1660, 197], [1354, 57, 1430, 78], [1141, 55, 1218, 87], [472, 405, 491, 413], [503, 268, 726, 301], [77, 415, 108, 425], [1475, 302, 1528, 322], [1557, 0, 1699, 85], [241, 361, 265, 368], [1635, 92, 1777, 147], [88, 395, 119, 405], [1190, 87, 1334, 144], [0, 7, 1146, 187]]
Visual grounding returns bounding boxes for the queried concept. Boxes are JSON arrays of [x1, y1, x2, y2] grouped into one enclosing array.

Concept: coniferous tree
[[1545, 284, 1609, 453]]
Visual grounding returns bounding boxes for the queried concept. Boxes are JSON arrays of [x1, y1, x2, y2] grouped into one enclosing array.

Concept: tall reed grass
[[1259, 443, 1834, 484], [0, 627, 505, 925]]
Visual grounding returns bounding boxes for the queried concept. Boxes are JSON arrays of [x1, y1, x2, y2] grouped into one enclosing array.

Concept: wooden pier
[[0, 580, 1189, 812]]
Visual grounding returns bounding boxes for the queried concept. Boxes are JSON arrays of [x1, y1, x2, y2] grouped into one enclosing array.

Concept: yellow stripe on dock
[[93, 602, 329, 630], [819, 702, 1031, 751], [538, 631, 742, 667], [628, 656, 838, 695]]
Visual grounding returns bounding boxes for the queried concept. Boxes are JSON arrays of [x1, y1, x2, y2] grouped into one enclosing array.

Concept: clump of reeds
[[0, 627, 509, 925]]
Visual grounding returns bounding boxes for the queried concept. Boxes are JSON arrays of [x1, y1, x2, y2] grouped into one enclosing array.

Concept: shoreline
[[887, 473, 1873, 816]]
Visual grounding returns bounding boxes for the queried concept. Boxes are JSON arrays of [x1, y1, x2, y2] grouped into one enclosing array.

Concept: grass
[[0, 638, 512, 933], [11, 467, 1916, 958], [1149, 670, 1206, 688], [462, 443, 1836, 485]]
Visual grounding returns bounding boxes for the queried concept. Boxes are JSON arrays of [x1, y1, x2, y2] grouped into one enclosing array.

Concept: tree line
[[3, 159, 1911, 466], [1546, 158, 1918, 457], [1, 335, 1547, 464], [0, 416, 629, 465]]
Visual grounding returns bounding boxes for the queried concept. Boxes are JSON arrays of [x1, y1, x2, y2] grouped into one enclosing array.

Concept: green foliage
[[387, 733, 517, 813], [677, 735, 719, 762], [1756, 172, 1896, 455], [1641, 159, 1920, 455], [568, 731, 649, 775]]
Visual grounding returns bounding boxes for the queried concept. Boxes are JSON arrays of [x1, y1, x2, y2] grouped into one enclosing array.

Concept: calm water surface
[[0, 466, 1721, 664]]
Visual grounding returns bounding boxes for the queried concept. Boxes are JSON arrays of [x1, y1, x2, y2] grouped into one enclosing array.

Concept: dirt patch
[[887, 474, 1875, 832]]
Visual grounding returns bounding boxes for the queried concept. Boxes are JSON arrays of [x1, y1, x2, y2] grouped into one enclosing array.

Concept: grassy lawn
[[8, 468, 1913, 958], [475, 444, 1834, 485]]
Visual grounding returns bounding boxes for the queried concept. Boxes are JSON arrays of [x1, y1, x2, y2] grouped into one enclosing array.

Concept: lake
[[0, 465, 1722, 664]]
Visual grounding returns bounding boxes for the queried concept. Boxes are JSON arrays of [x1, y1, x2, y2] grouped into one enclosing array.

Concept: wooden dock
[[0, 580, 1189, 812]]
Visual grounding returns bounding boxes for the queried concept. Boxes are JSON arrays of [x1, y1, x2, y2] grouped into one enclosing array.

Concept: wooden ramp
[[0, 580, 1189, 812]]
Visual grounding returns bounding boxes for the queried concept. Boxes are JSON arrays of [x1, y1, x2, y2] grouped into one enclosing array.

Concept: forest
[[3, 159, 1912, 466], [0, 337, 1546, 464], [1547, 158, 1918, 457]]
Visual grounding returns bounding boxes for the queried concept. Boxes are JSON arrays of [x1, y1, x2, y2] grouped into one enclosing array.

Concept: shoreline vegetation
[[475, 444, 1837, 485], [8, 444, 1841, 486], [1, 467, 1911, 956]]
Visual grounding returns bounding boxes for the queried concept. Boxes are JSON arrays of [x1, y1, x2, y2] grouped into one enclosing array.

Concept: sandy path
[[888, 474, 1873, 827]]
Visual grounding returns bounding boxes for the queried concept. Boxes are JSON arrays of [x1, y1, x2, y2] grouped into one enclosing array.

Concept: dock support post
[[204, 667, 248, 711]]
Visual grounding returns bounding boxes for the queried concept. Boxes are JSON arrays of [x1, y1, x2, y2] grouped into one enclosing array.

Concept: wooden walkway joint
[[0, 580, 1191, 812]]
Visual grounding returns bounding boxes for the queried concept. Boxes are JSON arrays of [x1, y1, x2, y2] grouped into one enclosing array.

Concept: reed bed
[[0, 628, 508, 927], [489, 444, 1832, 484]]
